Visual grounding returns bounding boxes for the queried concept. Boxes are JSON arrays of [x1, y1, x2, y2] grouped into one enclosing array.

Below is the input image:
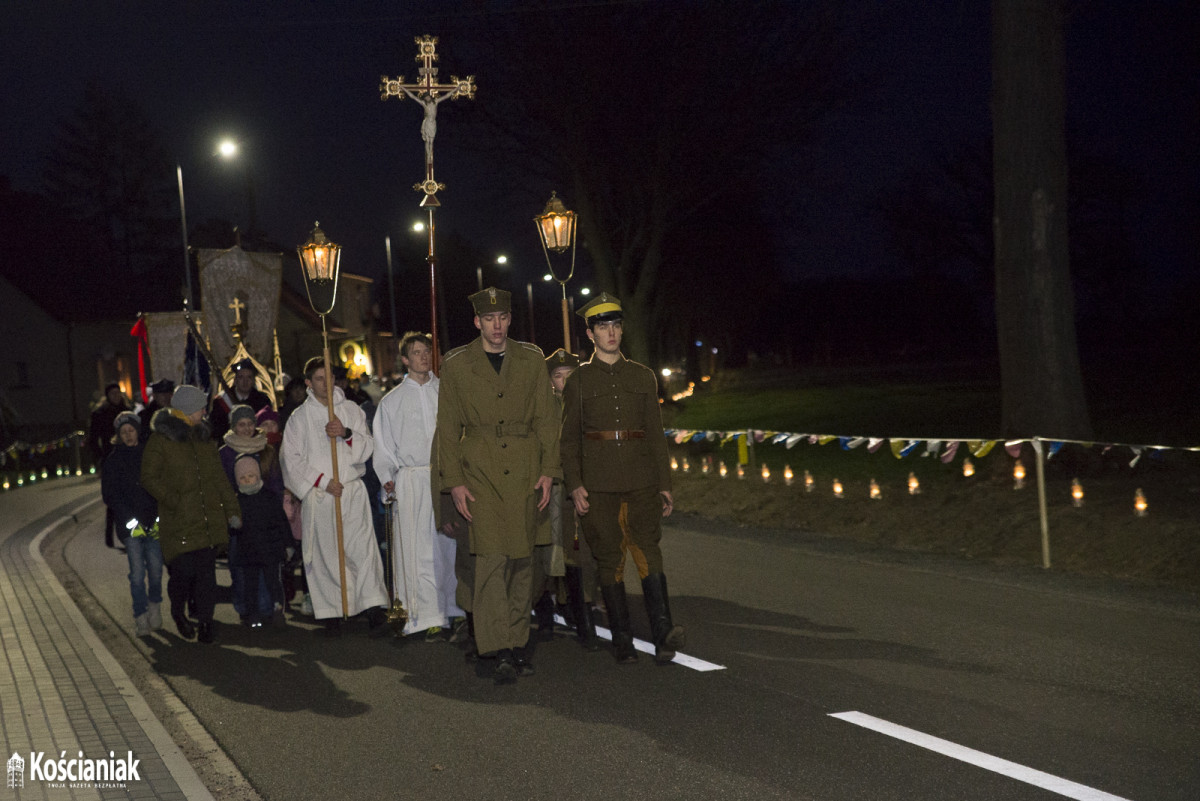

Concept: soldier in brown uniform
[[538, 348, 600, 651], [435, 287, 561, 682], [561, 293, 685, 664]]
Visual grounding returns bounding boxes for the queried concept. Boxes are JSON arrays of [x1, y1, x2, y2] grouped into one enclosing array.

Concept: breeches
[[580, 486, 664, 586]]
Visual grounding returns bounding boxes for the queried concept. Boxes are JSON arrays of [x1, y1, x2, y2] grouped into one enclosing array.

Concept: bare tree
[[474, 1, 845, 365], [992, 0, 1091, 438]]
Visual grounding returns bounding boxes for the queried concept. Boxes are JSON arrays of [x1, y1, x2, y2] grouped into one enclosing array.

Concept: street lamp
[[535, 191, 578, 353], [475, 254, 508, 292], [296, 221, 350, 620]]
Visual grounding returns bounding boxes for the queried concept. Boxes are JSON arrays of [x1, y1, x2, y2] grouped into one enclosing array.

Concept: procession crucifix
[[380, 35, 476, 371], [228, 295, 247, 341]]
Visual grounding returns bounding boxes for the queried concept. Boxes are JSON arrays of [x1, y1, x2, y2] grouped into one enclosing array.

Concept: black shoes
[[197, 621, 216, 644], [642, 573, 685, 664], [494, 649, 518, 683], [512, 646, 535, 677], [366, 607, 390, 638], [533, 592, 556, 640], [601, 583, 639, 664], [174, 615, 196, 641]]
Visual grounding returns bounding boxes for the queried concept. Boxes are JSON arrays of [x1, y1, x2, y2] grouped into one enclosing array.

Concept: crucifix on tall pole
[[380, 35, 476, 373]]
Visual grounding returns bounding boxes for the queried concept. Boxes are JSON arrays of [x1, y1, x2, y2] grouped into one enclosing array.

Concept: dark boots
[[174, 613, 196, 641], [565, 567, 600, 651], [642, 573, 685, 664], [533, 591, 556, 640], [600, 583, 638, 664]]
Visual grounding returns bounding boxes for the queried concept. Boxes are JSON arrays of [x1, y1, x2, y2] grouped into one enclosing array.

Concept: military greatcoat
[[435, 338, 562, 558]]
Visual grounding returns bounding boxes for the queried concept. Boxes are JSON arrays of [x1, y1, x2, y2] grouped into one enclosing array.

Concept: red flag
[[130, 317, 150, 404]]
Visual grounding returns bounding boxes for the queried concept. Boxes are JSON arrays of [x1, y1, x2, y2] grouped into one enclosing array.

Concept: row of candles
[[669, 456, 1150, 516], [2, 465, 94, 489]]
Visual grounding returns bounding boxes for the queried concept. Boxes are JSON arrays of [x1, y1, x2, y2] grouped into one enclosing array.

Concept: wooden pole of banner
[[1032, 437, 1051, 568]]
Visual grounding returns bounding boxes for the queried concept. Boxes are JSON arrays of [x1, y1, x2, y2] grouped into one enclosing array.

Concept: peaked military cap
[[231, 358, 255, 373], [150, 378, 176, 393], [470, 286, 512, 315], [545, 348, 580, 374], [576, 292, 623, 323]]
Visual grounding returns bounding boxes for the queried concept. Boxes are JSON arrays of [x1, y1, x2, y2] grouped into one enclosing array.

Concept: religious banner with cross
[[196, 246, 283, 368]]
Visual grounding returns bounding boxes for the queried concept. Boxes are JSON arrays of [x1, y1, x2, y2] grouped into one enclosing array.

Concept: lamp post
[[534, 191, 578, 353], [297, 222, 350, 619], [176, 165, 192, 308]]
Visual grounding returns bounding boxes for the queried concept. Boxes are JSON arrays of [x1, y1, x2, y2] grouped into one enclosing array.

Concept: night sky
[[2, 1, 1196, 302]]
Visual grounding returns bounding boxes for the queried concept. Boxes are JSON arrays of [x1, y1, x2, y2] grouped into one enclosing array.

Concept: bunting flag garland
[[661, 427, 1199, 472], [971, 440, 998, 458]]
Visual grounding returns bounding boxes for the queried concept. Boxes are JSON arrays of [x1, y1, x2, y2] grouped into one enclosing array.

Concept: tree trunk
[[992, 0, 1092, 439]]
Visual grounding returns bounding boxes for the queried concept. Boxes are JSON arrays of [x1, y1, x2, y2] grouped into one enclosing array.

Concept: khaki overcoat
[[435, 338, 562, 558]]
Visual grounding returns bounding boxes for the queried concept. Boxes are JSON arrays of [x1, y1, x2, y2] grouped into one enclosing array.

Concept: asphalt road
[[48, 490, 1200, 800]]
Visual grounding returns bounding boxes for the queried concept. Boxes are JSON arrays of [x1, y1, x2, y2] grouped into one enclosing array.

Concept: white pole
[[1032, 437, 1050, 568]]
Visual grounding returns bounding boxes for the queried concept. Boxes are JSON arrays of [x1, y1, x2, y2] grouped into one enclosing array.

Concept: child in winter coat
[[101, 411, 162, 636], [232, 454, 292, 628]]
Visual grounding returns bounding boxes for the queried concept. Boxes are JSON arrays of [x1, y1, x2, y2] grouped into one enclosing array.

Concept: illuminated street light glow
[[218, 139, 238, 158]]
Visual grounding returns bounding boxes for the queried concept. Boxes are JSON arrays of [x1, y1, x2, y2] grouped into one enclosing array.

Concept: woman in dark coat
[[141, 386, 241, 644]]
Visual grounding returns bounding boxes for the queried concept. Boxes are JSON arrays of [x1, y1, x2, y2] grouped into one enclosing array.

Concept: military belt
[[466, 423, 532, 438], [584, 429, 645, 441]]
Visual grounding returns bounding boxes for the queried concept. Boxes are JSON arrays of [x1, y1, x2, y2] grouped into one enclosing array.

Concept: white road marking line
[[829, 711, 1134, 801], [553, 614, 726, 671]]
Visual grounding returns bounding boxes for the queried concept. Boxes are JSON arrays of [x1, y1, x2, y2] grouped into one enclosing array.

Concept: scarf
[[223, 430, 268, 455]]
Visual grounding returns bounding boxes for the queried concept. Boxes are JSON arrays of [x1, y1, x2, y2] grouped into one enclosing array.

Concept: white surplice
[[373, 374, 462, 634], [282, 386, 387, 619]]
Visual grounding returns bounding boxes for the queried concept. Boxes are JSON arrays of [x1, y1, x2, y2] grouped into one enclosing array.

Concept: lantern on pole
[[535, 191, 578, 353], [297, 222, 350, 619]]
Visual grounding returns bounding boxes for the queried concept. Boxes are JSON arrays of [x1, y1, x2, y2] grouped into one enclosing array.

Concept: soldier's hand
[[570, 486, 590, 517], [535, 475, 553, 511], [451, 485, 475, 522], [327, 479, 344, 498], [660, 490, 674, 518], [383, 481, 395, 493], [325, 417, 346, 439]]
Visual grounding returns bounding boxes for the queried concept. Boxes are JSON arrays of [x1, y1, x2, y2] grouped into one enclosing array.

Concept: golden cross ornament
[[380, 35, 476, 197]]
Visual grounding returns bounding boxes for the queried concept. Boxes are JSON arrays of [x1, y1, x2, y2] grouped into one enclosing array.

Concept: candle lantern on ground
[[1013, 459, 1026, 489], [832, 478, 844, 498], [908, 472, 920, 495], [1134, 488, 1148, 517], [869, 479, 881, 500], [1071, 478, 1084, 507]]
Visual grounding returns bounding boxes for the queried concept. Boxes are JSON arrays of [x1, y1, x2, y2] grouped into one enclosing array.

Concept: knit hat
[[171, 385, 207, 416], [255, 407, 280, 426], [229, 404, 257, 429], [113, 411, 141, 433], [150, 378, 176, 393], [233, 453, 262, 481]]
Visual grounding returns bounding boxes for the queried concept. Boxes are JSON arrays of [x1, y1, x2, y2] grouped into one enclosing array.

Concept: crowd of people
[[91, 287, 684, 683]]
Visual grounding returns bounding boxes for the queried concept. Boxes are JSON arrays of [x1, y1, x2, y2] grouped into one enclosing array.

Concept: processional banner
[[197, 246, 282, 367]]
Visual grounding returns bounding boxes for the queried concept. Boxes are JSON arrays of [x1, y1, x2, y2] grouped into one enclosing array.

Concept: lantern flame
[[907, 472, 920, 495]]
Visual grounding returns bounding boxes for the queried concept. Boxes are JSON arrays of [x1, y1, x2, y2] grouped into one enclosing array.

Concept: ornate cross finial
[[379, 36, 476, 197]]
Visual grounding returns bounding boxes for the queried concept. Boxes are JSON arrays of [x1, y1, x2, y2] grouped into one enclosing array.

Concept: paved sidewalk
[[0, 478, 213, 801]]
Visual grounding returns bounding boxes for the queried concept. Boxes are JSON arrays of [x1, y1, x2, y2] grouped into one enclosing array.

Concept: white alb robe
[[373, 375, 462, 634], [281, 387, 387, 619]]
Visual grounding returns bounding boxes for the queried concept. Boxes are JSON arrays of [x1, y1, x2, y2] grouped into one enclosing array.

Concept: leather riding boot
[[600, 583, 638, 664], [566, 567, 600, 651], [533, 591, 556, 640], [641, 573, 686, 664]]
